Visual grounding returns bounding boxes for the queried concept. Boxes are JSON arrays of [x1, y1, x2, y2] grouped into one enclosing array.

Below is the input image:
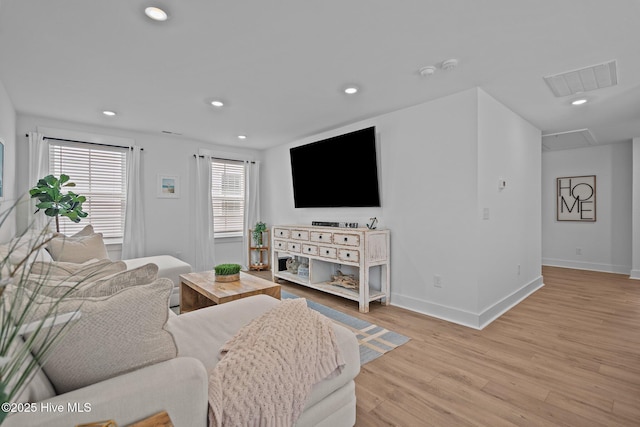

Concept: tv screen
[[290, 127, 380, 208]]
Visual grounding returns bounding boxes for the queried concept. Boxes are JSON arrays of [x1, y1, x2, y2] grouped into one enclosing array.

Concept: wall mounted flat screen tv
[[290, 126, 380, 208]]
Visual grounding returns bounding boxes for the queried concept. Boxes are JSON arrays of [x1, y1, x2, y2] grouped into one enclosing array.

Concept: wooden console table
[[271, 225, 390, 313]]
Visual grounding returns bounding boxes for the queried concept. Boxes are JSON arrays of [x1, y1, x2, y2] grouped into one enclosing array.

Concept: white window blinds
[[49, 141, 127, 238], [211, 159, 245, 236]]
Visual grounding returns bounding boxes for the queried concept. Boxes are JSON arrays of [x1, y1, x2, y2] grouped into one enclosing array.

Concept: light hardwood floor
[[252, 266, 640, 426]]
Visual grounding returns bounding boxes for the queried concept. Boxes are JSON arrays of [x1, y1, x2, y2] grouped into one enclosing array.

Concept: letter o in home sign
[[556, 175, 596, 222]]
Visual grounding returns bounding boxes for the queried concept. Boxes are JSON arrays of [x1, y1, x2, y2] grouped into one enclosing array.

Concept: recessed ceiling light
[[145, 6, 168, 21], [237, 135, 247, 140], [571, 99, 588, 106], [344, 87, 359, 95], [210, 100, 224, 107], [102, 110, 117, 116]]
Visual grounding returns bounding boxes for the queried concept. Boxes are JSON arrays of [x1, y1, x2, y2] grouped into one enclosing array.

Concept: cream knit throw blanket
[[208, 298, 345, 427]]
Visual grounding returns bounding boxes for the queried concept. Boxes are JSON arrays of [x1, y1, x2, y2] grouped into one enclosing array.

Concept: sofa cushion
[[23, 262, 151, 298], [29, 258, 126, 278], [25, 278, 177, 394], [46, 232, 109, 263], [6, 336, 57, 404]]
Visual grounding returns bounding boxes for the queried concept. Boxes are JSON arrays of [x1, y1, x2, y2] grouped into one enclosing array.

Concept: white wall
[[0, 79, 17, 243], [262, 88, 542, 328], [15, 114, 261, 268], [542, 142, 632, 274], [476, 90, 542, 325]]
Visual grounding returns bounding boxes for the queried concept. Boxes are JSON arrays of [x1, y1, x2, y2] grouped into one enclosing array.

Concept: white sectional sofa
[[4, 295, 360, 426], [1, 226, 360, 426]]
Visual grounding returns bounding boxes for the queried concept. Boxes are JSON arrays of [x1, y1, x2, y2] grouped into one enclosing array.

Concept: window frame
[[211, 158, 245, 239], [47, 139, 128, 240]]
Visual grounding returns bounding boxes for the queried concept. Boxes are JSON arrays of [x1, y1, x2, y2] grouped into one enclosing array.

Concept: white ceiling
[[0, 0, 639, 150]]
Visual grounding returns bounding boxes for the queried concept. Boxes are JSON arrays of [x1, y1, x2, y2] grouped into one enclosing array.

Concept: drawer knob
[[326, 250, 330, 254], [308, 248, 311, 251], [346, 253, 350, 257], [344, 237, 348, 242], [319, 236, 322, 239]]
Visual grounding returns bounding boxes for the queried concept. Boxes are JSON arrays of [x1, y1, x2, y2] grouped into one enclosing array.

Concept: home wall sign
[[556, 175, 596, 222]]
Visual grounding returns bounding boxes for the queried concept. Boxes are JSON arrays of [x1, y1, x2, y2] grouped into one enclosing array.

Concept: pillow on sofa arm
[[46, 232, 110, 263]]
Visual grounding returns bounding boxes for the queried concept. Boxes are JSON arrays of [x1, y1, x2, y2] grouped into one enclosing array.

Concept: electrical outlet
[[576, 248, 582, 255], [433, 274, 442, 288]]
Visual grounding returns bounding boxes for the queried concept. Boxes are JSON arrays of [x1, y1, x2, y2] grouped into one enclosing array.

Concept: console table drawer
[[334, 233, 360, 247], [318, 246, 338, 259], [287, 242, 301, 253], [310, 231, 332, 243], [291, 229, 310, 241], [338, 249, 359, 263], [274, 240, 287, 251], [273, 228, 291, 239], [302, 244, 319, 256]]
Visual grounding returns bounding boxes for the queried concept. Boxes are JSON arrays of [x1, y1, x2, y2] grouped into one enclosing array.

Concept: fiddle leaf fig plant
[[29, 174, 88, 233]]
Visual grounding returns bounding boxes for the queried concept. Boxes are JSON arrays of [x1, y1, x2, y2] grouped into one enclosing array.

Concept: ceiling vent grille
[[544, 60, 617, 97], [542, 129, 597, 151]]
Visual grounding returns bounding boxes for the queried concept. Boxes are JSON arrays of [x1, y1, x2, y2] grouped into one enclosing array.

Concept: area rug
[[281, 291, 409, 365]]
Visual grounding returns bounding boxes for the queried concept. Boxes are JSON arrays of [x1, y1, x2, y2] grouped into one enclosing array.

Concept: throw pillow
[[29, 259, 125, 278], [24, 263, 156, 299], [25, 278, 177, 394], [76, 263, 159, 298], [46, 233, 109, 263], [71, 224, 95, 237]]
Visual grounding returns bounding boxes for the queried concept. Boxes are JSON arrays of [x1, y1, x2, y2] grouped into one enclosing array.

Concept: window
[[211, 159, 245, 237], [49, 140, 127, 239]]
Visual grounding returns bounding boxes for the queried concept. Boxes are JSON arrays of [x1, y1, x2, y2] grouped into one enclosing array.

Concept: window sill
[[214, 233, 244, 243]]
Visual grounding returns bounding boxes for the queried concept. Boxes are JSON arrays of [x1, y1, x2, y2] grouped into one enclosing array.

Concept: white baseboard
[[630, 270, 640, 280], [391, 275, 544, 330], [477, 276, 544, 329], [542, 258, 631, 275]]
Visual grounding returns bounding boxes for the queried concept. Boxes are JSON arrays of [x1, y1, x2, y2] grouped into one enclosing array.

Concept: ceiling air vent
[[542, 129, 597, 151], [543, 60, 617, 97]]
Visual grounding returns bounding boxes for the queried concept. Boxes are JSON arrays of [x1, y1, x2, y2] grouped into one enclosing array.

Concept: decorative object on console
[[311, 221, 358, 228], [285, 257, 300, 274], [297, 262, 309, 278], [328, 270, 359, 290], [29, 174, 87, 232], [214, 263, 241, 282], [366, 217, 378, 230]]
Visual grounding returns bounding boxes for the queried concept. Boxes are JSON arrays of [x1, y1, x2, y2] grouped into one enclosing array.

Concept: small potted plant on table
[[214, 263, 242, 282]]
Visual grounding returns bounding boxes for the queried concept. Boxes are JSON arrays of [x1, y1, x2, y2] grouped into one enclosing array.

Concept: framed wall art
[[556, 175, 596, 222], [157, 174, 180, 198]]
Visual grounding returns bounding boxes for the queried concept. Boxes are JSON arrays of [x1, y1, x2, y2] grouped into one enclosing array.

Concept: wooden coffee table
[[179, 271, 281, 313]]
